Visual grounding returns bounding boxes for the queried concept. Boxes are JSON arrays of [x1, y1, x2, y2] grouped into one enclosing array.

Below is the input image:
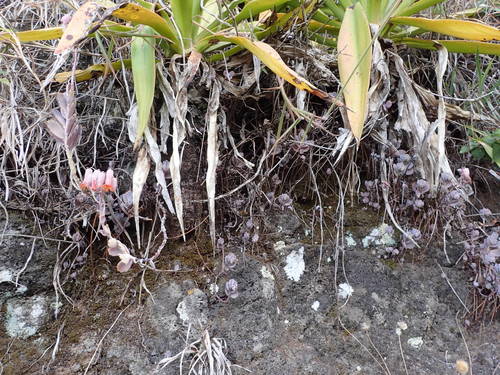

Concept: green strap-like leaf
[[337, 3, 372, 142], [131, 26, 156, 149], [393, 37, 500, 55], [170, 0, 202, 49], [396, 0, 446, 17], [0, 27, 63, 42], [235, 0, 289, 22], [112, 3, 179, 51], [390, 16, 500, 41]]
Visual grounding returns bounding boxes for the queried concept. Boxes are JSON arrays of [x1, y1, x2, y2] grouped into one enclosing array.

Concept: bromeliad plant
[[0, 0, 341, 248], [307, 0, 499, 191], [308, 0, 500, 141]]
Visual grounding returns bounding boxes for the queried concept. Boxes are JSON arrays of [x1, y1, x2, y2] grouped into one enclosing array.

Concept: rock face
[[5, 294, 54, 338], [0, 212, 57, 341], [0, 210, 498, 374]]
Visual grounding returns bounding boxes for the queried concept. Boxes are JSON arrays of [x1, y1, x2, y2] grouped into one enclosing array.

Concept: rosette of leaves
[[308, 0, 500, 141]]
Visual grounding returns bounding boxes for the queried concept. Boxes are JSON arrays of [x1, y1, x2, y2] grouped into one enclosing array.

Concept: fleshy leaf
[[0, 27, 63, 42], [44, 89, 81, 150], [54, 1, 101, 54], [337, 3, 372, 141], [131, 26, 156, 149], [394, 38, 500, 55], [390, 16, 500, 41]]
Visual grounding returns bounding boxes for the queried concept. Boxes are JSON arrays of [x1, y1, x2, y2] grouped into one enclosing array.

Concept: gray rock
[[4, 294, 54, 338]]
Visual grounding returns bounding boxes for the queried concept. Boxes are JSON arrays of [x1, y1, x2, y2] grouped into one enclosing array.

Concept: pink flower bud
[[95, 170, 106, 191], [103, 168, 117, 193], [80, 168, 93, 191]]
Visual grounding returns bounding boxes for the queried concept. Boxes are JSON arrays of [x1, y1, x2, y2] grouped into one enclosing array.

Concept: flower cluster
[[80, 168, 117, 193]]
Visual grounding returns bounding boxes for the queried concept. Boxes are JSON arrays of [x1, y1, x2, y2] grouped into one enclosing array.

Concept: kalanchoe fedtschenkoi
[[458, 167, 472, 185], [413, 179, 430, 197], [278, 193, 293, 209], [401, 228, 422, 250], [223, 252, 238, 271], [440, 172, 454, 190], [80, 168, 117, 193], [225, 279, 239, 299], [45, 89, 81, 150]]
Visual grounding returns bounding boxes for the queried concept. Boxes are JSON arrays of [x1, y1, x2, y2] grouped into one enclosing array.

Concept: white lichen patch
[[362, 224, 396, 248], [260, 266, 275, 280], [209, 283, 219, 295], [311, 301, 320, 311], [397, 321, 408, 331], [345, 232, 357, 247], [338, 283, 354, 299], [0, 269, 13, 283], [5, 295, 52, 338], [284, 247, 305, 282], [176, 289, 208, 327], [408, 336, 423, 349]]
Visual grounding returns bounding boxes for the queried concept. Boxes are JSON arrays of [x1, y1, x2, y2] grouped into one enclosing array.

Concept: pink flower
[[107, 238, 135, 273], [102, 169, 118, 193], [79, 168, 117, 193], [80, 168, 93, 191]]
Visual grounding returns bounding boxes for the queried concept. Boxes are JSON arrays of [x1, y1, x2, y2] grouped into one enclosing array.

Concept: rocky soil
[[0, 209, 498, 374]]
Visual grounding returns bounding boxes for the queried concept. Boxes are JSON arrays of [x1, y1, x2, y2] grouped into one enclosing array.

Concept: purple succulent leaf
[[44, 89, 81, 150], [224, 252, 238, 271], [278, 193, 293, 207], [225, 279, 239, 299]]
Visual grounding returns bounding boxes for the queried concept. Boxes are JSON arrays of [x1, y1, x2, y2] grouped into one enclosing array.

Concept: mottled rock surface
[[1, 210, 498, 374]]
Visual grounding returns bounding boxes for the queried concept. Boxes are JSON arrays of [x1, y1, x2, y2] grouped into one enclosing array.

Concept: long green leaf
[[0, 27, 63, 42], [131, 26, 156, 149], [171, 0, 202, 49], [307, 20, 340, 35], [396, 0, 446, 17], [112, 3, 179, 51], [390, 16, 500, 41], [322, 0, 345, 19], [54, 60, 132, 83], [393, 37, 500, 55], [337, 3, 372, 142], [235, 0, 289, 22]]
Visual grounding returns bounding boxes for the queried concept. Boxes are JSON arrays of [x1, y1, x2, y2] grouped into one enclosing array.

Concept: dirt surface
[[0, 209, 498, 375]]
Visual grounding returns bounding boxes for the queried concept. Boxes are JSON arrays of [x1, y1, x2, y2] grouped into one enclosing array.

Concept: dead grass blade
[[144, 126, 175, 214], [206, 77, 221, 249], [391, 51, 455, 190], [430, 45, 454, 189], [133, 147, 150, 248], [168, 52, 202, 240]]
